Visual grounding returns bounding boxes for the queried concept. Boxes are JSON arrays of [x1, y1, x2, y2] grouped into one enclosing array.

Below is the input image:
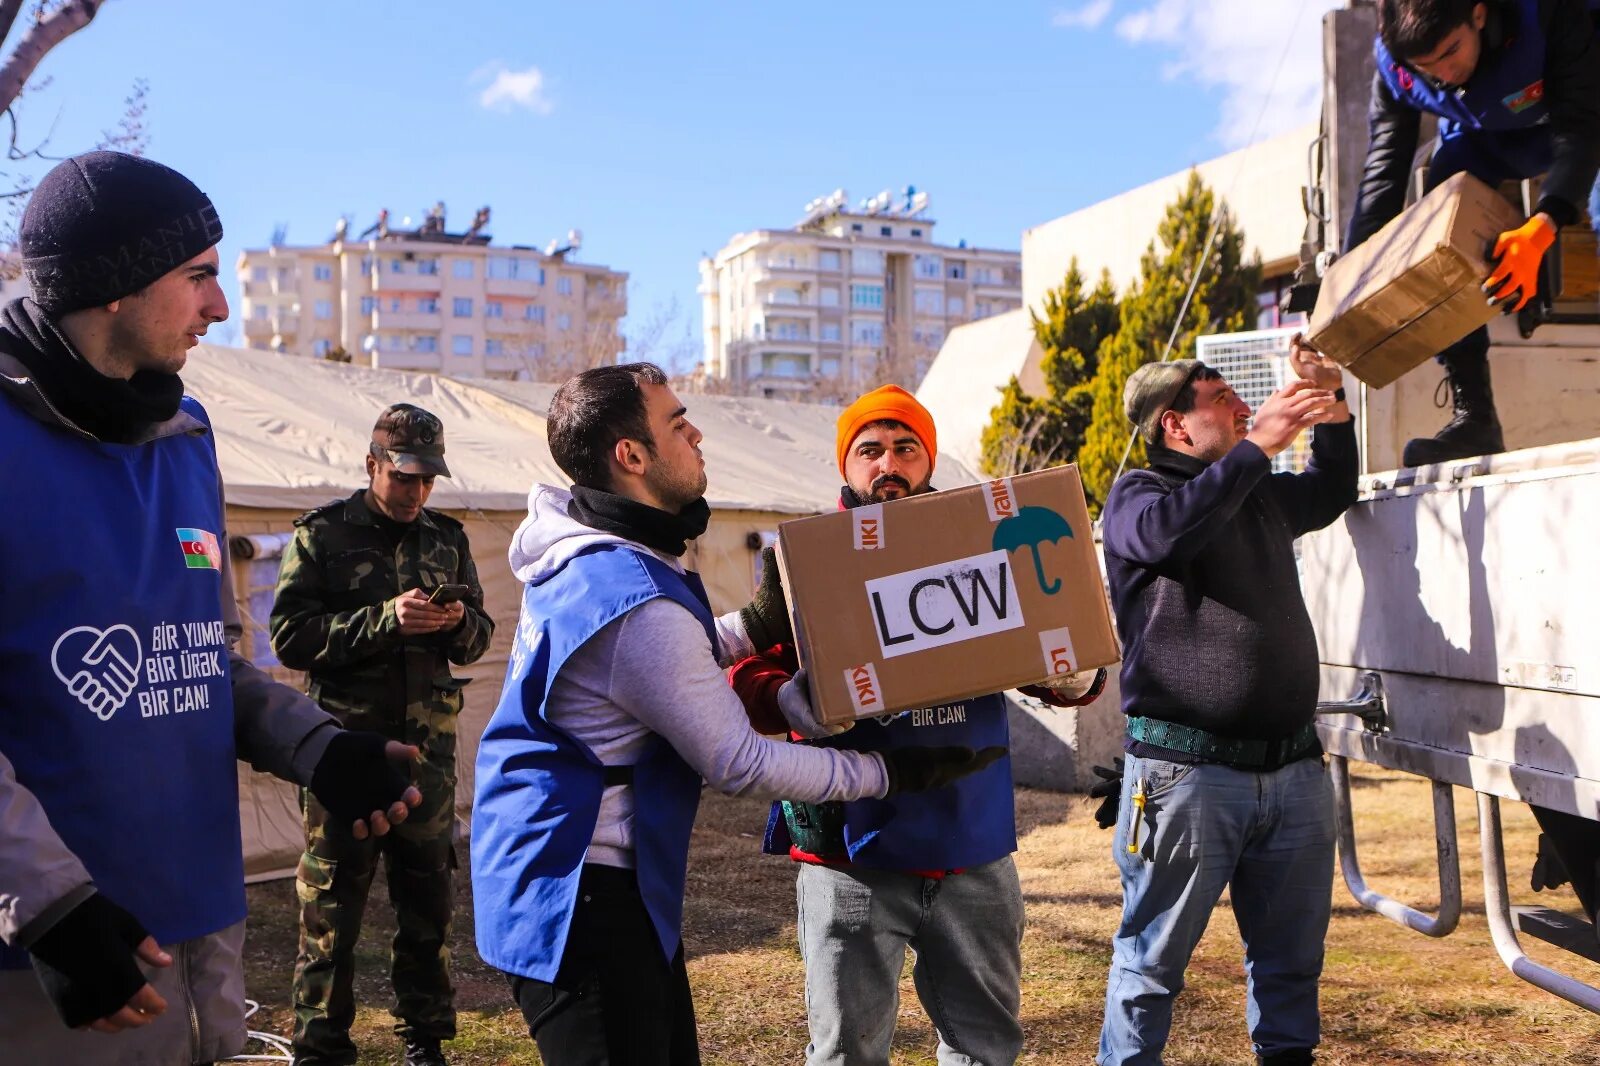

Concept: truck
[[1289, 0, 1600, 1013]]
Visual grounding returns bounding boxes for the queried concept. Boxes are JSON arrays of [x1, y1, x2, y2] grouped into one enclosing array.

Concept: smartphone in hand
[[427, 583, 470, 605]]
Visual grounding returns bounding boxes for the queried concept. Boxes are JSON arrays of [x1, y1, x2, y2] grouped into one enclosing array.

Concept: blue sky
[[18, 0, 1337, 367]]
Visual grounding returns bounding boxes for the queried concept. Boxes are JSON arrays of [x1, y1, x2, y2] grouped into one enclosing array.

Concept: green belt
[[1126, 716, 1320, 771]]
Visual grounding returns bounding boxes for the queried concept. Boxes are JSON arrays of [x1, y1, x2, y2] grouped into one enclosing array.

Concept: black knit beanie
[[20, 151, 223, 316]]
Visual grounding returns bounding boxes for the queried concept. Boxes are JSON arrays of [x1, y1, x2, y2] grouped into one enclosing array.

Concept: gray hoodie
[[510, 485, 889, 868]]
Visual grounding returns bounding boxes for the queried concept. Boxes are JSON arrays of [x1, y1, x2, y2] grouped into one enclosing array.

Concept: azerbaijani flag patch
[[1503, 79, 1544, 114], [176, 527, 222, 571]]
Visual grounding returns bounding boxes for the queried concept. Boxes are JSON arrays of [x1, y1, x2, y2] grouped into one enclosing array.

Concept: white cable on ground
[[1110, 0, 1317, 485], [224, 998, 293, 1063]]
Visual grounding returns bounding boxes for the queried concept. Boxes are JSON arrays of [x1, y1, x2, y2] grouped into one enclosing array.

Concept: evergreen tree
[[1077, 171, 1260, 513], [979, 261, 1118, 477]]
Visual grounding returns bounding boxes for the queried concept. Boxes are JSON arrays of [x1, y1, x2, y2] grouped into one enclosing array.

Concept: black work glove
[[882, 745, 1007, 796], [1088, 757, 1125, 830], [28, 893, 153, 1028], [739, 546, 793, 650], [309, 729, 413, 823]]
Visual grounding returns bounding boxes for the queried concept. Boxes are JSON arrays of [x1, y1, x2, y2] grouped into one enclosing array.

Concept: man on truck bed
[[1345, 0, 1600, 467]]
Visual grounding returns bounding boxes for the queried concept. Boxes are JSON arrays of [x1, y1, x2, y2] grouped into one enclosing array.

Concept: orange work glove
[[1482, 214, 1556, 312]]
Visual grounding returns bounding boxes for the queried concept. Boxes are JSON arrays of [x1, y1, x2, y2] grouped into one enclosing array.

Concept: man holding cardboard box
[[729, 384, 1105, 1066], [470, 365, 1000, 1066], [1095, 345, 1356, 1066], [1342, 0, 1600, 466]]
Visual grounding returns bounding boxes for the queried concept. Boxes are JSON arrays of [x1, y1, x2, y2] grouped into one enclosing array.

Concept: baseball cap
[[371, 403, 450, 477]]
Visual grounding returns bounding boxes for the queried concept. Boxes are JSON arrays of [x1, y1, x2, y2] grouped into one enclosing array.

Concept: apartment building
[[237, 206, 627, 379], [698, 188, 1021, 398]]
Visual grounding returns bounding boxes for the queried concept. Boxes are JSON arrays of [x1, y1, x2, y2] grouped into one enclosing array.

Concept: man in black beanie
[[0, 150, 428, 1066]]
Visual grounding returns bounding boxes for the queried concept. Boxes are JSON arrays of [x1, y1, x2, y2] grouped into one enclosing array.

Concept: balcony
[[243, 316, 275, 337], [371, 269, 444, 294], [762, 295, 817, 315], [372, 309, 442, 331], [484, 353, 524, 375], [372, 349, 443, 373], [485, 274, 545, 297]]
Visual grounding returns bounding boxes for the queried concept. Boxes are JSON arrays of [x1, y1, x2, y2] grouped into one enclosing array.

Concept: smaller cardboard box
[[776, 465, 1120, 725], [1309, 171, 1524, 388]]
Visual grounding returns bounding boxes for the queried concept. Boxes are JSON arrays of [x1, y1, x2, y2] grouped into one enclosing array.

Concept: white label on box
[[1038, 627, 1077, 676], [865, 549, 1024, 659], [844, 662, 884, 715], [982, 478, 1018, 522], [853, 504, 885, 550]]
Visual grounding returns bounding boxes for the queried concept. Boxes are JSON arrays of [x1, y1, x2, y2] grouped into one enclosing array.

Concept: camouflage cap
[[371, 403, 450, 477], [1124, 359, 1206, 445]]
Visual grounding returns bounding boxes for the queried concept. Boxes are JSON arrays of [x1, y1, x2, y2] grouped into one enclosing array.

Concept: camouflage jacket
[[269, 491, 493, 745]]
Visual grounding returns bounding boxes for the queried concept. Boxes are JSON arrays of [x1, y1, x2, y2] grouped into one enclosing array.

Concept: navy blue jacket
[[1100, 421, 1358, 743]]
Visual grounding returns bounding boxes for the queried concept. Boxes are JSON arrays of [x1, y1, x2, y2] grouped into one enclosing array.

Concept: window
[[453, 297, 473, 318], [359, 296, 377, 316], [946, 261, 967, 280], [389, 258, 405, 274], [851, 223, 863, 233], [251, 266, 268, 282], [910, 228, 923, 238], [389, 298, 402, 313], [913, 288, 943, 316], [488, 256, 514, 279], [532, 264, 546, 285], [252, 305, 268, 320], [851, 284, 884, 310], [557, 276, 573, 296], [973, 266, 997, 285], [360, 257, 373, 277], [556, 313, 572, 331], [452, 259, 475, 279], [947, 295, 965, 316], [416, 258, 440, 276], [819, 249, 841, 271], [312, 339, 331, 357], [819, 287, 840, 308], [820, 322, 842, 342], [772, 321, 810, 341], [880, 226, 892, 238], [412, 334, 438, 353], [452, 334, 473, 356], [313, 300, 333, 320], [485, 301, 504, 319], [485, 338, 503, 356], [820, 357, 841, 378], [851, 249, 884, 275], [526, 304, 545, 324], [417, 297, 439, 314], [850, 320, 883, 346], [593, 281, 609, 298], [914, 254, 942, 280], [974, 300, 993, 320], [313, 264, 333, 282], [277, 268, 292, 284]]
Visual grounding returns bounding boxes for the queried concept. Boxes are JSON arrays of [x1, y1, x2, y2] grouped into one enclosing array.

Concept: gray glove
[[776, 669, 853, 739]]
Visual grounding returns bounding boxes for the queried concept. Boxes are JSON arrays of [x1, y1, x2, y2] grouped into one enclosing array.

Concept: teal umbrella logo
[[991, 506, 1074, 595]]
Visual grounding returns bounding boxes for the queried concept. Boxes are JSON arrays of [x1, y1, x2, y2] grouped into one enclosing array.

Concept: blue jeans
[[1097, 755, 1335, 1065], [796, 856, 1025, 1066]]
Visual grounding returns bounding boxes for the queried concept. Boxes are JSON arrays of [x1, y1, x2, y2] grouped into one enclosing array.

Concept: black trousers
[[506, 864, 700, 1066]]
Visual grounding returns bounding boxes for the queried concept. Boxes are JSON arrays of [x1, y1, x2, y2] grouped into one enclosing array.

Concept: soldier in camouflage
[[270, 404, 494, 1066]]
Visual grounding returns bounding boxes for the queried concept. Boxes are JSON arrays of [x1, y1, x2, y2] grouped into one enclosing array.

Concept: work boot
[[1401, 347, 1504, 468], [403, 1037, 449, 1066]]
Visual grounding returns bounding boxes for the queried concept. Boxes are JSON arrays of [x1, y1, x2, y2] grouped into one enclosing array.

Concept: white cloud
[[1112, 0, 1343, 147], [475, 63, 555, 115], [1052, 0, 1114, 29]]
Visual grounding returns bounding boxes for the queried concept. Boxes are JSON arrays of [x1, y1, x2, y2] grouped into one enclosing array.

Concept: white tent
[[916, 308, 1044, 476], [180, 344, 978, 878]]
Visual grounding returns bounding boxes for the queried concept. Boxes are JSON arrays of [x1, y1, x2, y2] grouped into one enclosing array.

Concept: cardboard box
[[776, 465, 1120, 725], [1309, 171, 1524, 388]]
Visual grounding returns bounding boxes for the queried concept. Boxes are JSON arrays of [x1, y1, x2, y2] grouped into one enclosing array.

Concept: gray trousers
[[796, 855, 1025, 1066]]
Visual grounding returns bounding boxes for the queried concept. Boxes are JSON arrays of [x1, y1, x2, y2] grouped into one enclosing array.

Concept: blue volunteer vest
[[471, 544, 714, 982], [762, 691, 1016, 872], [1375, 0, 1559, 136], [0, 395, 241, 970]]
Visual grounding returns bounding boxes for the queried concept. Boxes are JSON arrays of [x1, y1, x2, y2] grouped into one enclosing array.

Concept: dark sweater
[[1100, 421, 1358, 748]]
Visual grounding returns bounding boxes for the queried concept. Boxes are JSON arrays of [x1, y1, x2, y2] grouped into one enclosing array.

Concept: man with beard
[[1095, 344, 1354, 1066], [471, 364, 1003, 1066], [0, 151, 421, 1065], [727, 385, 1106, 1066]]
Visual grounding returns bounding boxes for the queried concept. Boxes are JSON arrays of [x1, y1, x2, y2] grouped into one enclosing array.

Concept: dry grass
[[242, 764, 1600, 1064]]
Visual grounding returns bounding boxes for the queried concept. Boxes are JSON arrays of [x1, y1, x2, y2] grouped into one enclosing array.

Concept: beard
[[859, 472, 931, 503], [645, 461, 708, 513]]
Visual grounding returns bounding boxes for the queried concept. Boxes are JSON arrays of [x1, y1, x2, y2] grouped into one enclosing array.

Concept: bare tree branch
[[0, 2, 28, 60], [0, 0, 104, 116]]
